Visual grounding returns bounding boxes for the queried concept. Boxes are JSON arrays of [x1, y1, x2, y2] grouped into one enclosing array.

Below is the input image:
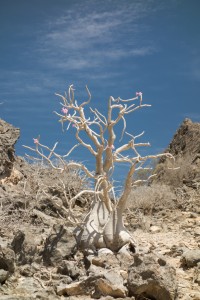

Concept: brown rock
[[95, 278, 127, 298], [0, 246, 15, 274], [128, 253, 177, 300], [0, 119, 20, 180], [57, 275, 101, 296], [181, 249, 200, 268]]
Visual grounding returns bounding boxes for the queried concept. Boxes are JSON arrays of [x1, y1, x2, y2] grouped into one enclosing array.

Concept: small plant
[[24, 85, 174, 252]]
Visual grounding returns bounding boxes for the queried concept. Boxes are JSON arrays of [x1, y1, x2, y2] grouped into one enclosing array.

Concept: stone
[[42, 225, 76, 266], [181, 249, 200, 268], [86, 252, 119, 269], [0, 246, 15, 274], [118, 244, 133, 258], [98, 248, 114, 255], [57, 281, 84, 296], [194, 227, 200, 236], [117, 251, 134, 270], [87, 264, 106, 277], [10, 230, 40, 265], [57, 260, 81, 279], [95, 278, 128, 298], [57, 275, 101, 296], [128, 253, 177, 300], [150, 225, 161, 233], [103, 269, 124, 286], [0, 269, 9, 283]]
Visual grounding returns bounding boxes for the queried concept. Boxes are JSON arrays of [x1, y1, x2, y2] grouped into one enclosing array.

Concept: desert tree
[[24, 85, 174, 252]]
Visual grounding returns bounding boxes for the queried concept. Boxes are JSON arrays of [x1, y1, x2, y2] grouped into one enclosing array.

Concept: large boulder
[[127, 253, 177, 300], [0, 119, 20, 179]]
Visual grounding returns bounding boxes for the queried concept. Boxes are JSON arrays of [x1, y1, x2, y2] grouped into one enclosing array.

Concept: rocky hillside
[[0, 118, 200, 300], [154, 118, 200, 189]]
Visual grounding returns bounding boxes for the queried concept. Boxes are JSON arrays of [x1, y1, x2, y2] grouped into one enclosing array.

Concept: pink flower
[[61, 107, 68, 114], [72, 124, 76, 128], [33, 138, 39, 144], [106, 144, 115, 150], [136, 92, 142, 96]]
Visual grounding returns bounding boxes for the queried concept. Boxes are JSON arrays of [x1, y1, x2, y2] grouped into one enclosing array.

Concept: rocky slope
[[0, 118, 200, 300], [154, 118, 200, 189]]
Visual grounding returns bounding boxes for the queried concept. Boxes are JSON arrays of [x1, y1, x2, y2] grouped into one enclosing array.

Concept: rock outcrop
[[154, 118, 200, 188], [0, 119, 20, 179]]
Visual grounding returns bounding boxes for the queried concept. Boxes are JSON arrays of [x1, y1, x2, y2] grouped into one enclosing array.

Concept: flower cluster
[[33, 138, 39, 144], [136, 92, 142, 97], [61, 107, 68, 114]]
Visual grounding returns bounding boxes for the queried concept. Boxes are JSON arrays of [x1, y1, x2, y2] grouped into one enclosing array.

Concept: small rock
[[189, 292, 200, 300], [57, 275, 101, 296], [10, 229, 41, 265], [98, 248, 114, 255], [181, 249, 200, 268], [194, 228, 200, 236], [103, 269, 124, 286], [118, 244, 132, 258], [86, 252, 119, 269], [0, 246, 15, 273], [57, 281, 83, 296], [57, 260, 81, 279], [150, 225, 161, 233], [88, 264, 105, 277], [0, 269, 9, 283], [95, 278, 128, 298]]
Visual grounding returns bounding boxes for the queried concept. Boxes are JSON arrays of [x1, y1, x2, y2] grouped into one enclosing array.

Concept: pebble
[[150, 225, 161, 233]]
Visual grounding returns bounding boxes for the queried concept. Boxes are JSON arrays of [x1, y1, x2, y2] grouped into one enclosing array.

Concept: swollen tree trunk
[[74, 199, 134, 252], [74, 165, 136, 252]]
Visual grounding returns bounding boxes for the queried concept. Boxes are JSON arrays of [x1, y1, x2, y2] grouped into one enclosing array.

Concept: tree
[[24, 85, 174, 252]]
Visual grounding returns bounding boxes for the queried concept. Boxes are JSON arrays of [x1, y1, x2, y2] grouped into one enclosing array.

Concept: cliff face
[[154, 118, 200, 188], [0, 119, 20, 179], [166, 118, 200, 160]]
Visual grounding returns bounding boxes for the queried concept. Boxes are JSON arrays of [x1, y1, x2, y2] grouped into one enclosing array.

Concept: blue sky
[[0, 0, 200, 183]]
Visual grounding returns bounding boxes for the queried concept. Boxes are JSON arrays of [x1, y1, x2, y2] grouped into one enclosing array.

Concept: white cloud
[[0, 1, 162, 101], [35, 0, 159, 71]]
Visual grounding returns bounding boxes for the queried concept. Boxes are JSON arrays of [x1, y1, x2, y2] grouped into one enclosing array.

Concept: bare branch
[[125, 104, 151, 114], [75, 131, 97, 156], [67, 161, 95, 178], [111, 96, 138, 103], [132, 173, 157, 186], [68, 84, 75, 104], [80, 85, 91, 107], [90, 108, 107, 126], [70, 189, 102, 208], [63, 143, 80, 157], [119, 116, 127, 142]]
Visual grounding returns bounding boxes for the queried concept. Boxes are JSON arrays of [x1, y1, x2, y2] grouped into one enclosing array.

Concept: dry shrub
[[0, 157, 91, 231], [127, 183, 176, 214], [154, 155, 197, 188]]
